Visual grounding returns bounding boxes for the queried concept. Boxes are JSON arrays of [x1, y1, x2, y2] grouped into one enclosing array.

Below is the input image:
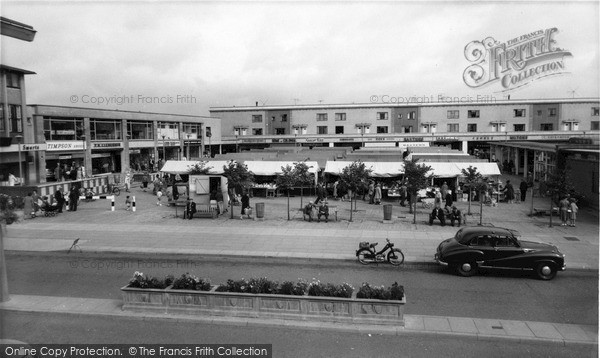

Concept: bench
[[533, 207, 559, 216], [299, 205, 338, 222], [186, 204, 218, 219]]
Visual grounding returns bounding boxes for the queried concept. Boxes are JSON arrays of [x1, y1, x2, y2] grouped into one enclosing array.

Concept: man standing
[[519, 179, 528, 203], [68, 186, 79, 212], [216, 188, 224, 215], [185, 197, 196, 220], [55, 187, 65, 213]]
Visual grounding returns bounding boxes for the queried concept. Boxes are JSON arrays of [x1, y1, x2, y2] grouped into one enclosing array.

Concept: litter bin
[[383, 204, 393, 220], [255, 202, 265, 219]]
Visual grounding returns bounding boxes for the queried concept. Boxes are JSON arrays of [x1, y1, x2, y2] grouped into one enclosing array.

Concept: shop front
[[91, 142, 122, 174], [45, 141, 86, 181], [129, 140, 155, 172]]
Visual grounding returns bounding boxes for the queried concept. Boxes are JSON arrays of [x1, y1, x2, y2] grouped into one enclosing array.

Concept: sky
[[1, 1, 599, 117]]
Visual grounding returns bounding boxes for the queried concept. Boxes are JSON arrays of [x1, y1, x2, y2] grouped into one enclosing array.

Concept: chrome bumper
[[434, 253, 448, 266]]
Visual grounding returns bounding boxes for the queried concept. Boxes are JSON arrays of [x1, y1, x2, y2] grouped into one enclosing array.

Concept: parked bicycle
[[356, 238, 404, 266], [79, 183, 120, 199]]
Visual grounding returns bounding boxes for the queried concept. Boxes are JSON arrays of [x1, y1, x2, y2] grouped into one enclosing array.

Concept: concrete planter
[[121, 285, 406, 326]]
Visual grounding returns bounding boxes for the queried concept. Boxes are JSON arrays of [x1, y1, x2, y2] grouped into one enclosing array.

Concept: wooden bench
[[191, 204, 218, 219]]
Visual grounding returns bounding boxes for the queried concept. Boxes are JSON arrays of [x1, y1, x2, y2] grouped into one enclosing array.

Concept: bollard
[[383, 204, 393, 223], [132, 196, 136, 212], [111, 196, 115, 211]]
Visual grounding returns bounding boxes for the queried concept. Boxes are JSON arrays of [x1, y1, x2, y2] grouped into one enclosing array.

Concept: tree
[[187, 161, 212, 175], [293, 161, 313, 209], [460, 166, 485, 216], [338, 161, 372, 222], [222, 160, 255, 219], [545, 167, 576, 227], [275, 164, 296, 220], [403, 159, 432, 224]]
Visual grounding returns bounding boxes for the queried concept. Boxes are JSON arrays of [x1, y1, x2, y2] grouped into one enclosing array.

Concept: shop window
[[316, 113, 328, 121], [377, 112, 388, 120], [252, 115, 263, 123], [467, 123, 477, 132], [317, 126, 328, 134], [447, 123, 459, 132], [540, 123, 553, 131], [468, 110, 480, 118], [513, 109, 526, 117], [335, 126, 344, 134], [335, 113, 346, 121], [377, 126, 388, 133], [447, 110, 459, 119], [513, 124, 525, 131], [275, 128, 285, 135]]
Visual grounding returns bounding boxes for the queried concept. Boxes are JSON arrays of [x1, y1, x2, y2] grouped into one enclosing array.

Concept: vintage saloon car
[[434, 226, 566, 280]]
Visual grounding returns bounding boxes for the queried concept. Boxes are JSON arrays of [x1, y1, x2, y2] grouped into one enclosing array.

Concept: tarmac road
[[5, 252, 598, 325]]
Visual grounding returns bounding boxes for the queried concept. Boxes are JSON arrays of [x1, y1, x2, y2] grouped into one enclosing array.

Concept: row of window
[[0, 104, 23, 133]]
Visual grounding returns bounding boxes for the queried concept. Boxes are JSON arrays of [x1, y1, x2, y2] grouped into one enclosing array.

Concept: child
[[125, 196, 132, 211], [156, 190, 163, 206], [568, 198, 578, 227]]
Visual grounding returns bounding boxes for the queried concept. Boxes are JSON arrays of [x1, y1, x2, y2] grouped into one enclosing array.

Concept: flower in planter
[[308, 279, 354, 298], [278, 279, 308, 296], [172, 272, 211, 291], [356, 282, 404, 301], [128, 271, 173, 289]]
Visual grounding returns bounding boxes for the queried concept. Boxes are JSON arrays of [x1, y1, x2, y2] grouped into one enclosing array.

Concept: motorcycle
[[356, 238, 404, 266]]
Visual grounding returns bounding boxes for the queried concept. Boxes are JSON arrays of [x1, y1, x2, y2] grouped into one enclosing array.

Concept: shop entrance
[[92, 152, 122, 174]]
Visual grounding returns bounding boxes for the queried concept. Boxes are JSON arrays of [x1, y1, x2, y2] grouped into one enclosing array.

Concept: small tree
[[403, 159, 432, 224], [338, 161, 372, 222], [187, 161, 212, 175], [222, 160, 255, 219], [294, 161, 313, 209], [275, 164, 296, 220], [461, 166, 485, 216]]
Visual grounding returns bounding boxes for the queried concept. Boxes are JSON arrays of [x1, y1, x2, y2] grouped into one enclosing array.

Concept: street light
[[235, 134, 239, 153], [81, 135, 86, 178], [15, 135, 23, 185], [206, 130, 212, 158], [161, 134, 166, 161], [186, 133, 191, 160]]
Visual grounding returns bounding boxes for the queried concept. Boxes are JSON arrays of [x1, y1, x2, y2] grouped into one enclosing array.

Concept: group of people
[[22, 186, 82, 219], [559, 196, 579, 227], [429, 183, 462, 227], [303, 200, 330, 223], [54, 162, 86, 182]]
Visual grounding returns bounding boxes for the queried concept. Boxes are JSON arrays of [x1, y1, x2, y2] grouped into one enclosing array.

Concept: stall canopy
[[324, 161, 404, 178], [243, 161, 320, 176], [160, 160, 232, 175], [426, 162, 501, 177]]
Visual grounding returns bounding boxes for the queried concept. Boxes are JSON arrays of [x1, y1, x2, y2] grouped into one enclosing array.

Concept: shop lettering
[[338, 138, 355, 142], [241, 139, 266, 143], [403, 137, 424, 142], [21, 144, 47, 151], [470, 136, 492, 140], [47, 142, 84, 151], [92, 143, 122, 148], [509, 135, 528, 140], [305, 138, 324, 142]]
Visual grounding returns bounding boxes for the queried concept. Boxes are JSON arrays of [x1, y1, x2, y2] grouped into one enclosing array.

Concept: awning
[[160, 160, 232, 175], [324, 161, 404, 178], [425, 162, 462, 177], [243, 161, 320, 176], [456, 162, 501, 176]]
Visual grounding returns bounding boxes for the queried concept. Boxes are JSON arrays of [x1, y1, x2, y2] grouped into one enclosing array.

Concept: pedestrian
[[31, 190, 40, 216], [399, 182, 407, 207], [317, 201, 329, 223], [502, 180, 515, 203], [559, 196, 570, 226], [449, 206, 462, 227], [216, 188, 224, 215], [368, 181, 375, 204], [434, 189, 443, 209], [68, 186, 79, 212], [429, 207, 446, 226], [23, 192, 34, 219], [55, 164, 62, 182], [374, 183, 382, 205], [241, 191, 251, 219], [125, 195, 132, 211], [568, 198, 578, 227], [445, 191, 453, 208], [141, 171, 150, 192], [303, 201, 316, 222], [156, 189, 163, 206], [441, 181, 449, 199], [185, 197, 196, 219], [519, 179, 528, 203], [332, 180, 339, 200], [125, 171, 131, 192], [8, 173, 17, 186], [55, 187, 65, 213]]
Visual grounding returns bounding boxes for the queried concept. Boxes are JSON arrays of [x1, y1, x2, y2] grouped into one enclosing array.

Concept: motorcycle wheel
[[357, 248, 374, 265], [387, 248, 405, 266]]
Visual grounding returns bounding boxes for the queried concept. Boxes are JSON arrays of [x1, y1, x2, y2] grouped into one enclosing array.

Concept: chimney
[[255, 101, 258, 107]]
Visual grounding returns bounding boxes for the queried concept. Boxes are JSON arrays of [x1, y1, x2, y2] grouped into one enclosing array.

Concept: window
[[252, 115, 263, 123], [495, 236, 517, 247], [252, 128, 263, 135], [335, 113, 346, 121], [548, 108, 557, 116], [513, 124, 525, 131], [540, 123, 553, 131], [335, 126, 344, 134], [157, 122, 179, 140], [563, 122, 579, 131], [128, 121, 154, 140], [316, 113, 328, 121], [470, 235, 494, 247], [421, 124, 436, 133], [9, 105, 22, 133], [397, 114, 403, 119], [408, 111, 416, 120], [537, 110, 543, 116], [592, 107, 599, 116], [377, 112, 388, 120], [447, 110, 459, 119], [404, 126, 412, 133], [591, 121, 599, 130], [376, 126, 388, 133], [43, 117, 84, 140], [467, 123, 477, 132], [514, 109, 526, 117], [275, 128, 285, 135], [281, 114, 288, 122], [91, 119, 122, 140], [317, 126, 328, 134], [206, 127, 212, 138], [468, 110, 480, 118], [0, 104, 3, 131], [6, 71, 20, 88], [447, 123, 459, 132], [491, 123, 506, 132]]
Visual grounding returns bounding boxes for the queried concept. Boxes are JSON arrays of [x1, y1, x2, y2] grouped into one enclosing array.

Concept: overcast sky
[[2, 1, 598, 116]]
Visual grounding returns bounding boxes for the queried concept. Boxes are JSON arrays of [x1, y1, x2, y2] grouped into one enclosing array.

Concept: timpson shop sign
[[463, 28, 572, 91]]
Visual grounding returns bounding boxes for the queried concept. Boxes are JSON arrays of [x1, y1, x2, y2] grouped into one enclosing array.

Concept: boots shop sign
[[463, 28, 572, 91]]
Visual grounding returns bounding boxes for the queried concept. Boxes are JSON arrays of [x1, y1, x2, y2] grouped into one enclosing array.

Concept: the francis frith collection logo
[[463, 28, 572, 91]]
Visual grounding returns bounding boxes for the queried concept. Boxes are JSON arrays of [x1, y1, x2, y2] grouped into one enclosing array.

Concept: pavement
[[1, 173, 598, 346]]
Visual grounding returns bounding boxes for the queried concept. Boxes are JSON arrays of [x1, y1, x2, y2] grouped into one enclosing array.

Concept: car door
[[489, 235, 522, 268], [468, 235, 495, 264]]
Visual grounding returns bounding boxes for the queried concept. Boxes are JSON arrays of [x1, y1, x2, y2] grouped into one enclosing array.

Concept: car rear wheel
[[455, 261, 478, 277], [535, 262, 557, 280]]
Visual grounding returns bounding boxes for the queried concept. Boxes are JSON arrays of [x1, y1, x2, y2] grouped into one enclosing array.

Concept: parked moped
[[356, 238, 404, 266]]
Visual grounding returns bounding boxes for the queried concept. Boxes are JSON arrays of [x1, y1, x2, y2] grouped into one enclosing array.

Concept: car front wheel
[[455, 261, 478, 277], [535, 262, 557, 280]]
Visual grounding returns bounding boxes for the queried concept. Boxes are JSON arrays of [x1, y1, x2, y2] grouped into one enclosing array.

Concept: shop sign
[[20, 143, 47, 151], [129, 141, 155, 148], [54, 130, 76, 135], [338, 138, 355, 142], [129, 149, 141, 154], [91, 153, 111, 158], [161, 141, 181, 146], [241, 139, 266, 143], [272, 138, 296, 143], [92, 142, 123, 149], [469, 136, 493, 141], [47, 141, 85, 151], [403, 137, 424, 142], [509, 135, 528, 140], [58, 155, 72, 160], [568, 137, 593, 145], [305, 138, 324, 142]]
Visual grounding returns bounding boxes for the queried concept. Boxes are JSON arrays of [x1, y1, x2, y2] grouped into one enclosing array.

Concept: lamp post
[[206, 130, 212, 158], [186, 133, 191, 160], [81, 135, 86, 178], [235, 134, 239, 153], [161, 134, 166, 161], [15, 135, 23, 185]]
